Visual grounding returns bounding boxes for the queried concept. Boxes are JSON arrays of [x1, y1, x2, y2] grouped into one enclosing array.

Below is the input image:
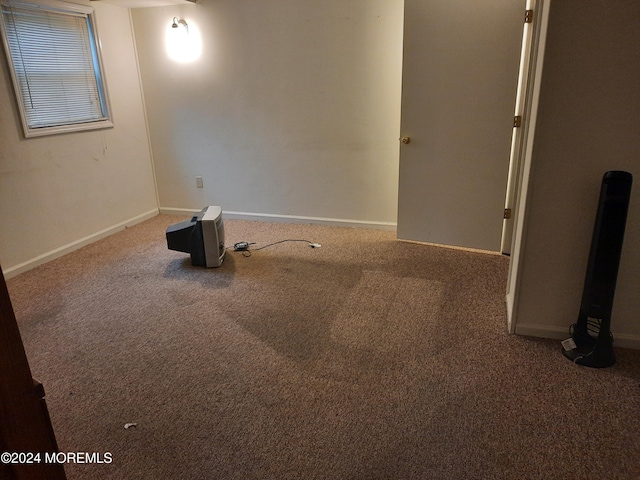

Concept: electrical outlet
[[196, 176, 203, 188]]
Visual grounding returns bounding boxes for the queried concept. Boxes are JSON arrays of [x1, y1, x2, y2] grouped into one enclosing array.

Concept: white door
[[501, 0, 538, 255], [397, 0, 524, 252]]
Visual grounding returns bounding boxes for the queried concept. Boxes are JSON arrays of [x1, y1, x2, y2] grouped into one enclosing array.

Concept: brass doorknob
[[401, 136, 410, 144]]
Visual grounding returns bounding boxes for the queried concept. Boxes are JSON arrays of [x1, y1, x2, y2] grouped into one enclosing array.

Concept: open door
[[501, 0, 538, 255], [0, 266, 66, 480], [397, 0, 524, 252]]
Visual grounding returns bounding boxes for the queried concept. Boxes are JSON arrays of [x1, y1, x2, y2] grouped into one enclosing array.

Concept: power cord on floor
[[228, 239, 321, 257], [231, 242, 254, 251]]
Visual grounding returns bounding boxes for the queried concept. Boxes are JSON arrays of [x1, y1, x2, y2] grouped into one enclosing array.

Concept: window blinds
[[1, 2, 109, 131]]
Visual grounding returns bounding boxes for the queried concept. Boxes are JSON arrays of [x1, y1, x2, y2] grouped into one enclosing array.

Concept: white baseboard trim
[[515, 322, 640, 350], [159, 207, 195, 216], [2, 208, 159, 280], [397, 238, 501, 256], [159, 207, 397, 231]]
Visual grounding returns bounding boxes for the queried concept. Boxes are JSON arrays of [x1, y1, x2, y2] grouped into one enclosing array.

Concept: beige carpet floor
[[6, 214, 640, 479]]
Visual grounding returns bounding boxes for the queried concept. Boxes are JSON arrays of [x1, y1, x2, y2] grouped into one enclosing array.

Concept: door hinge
[[504, 208, 512, 220], [525, 10, 534, 23], [513, 116, 522, 128]]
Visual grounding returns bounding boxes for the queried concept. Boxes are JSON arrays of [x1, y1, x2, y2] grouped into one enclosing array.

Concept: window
[[0, 0, 112, 137]]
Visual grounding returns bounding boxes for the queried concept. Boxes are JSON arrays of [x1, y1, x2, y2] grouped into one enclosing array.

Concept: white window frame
[[0, 0, 112, 138]]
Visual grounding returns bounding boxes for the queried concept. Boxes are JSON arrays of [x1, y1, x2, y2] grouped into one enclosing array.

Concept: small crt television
[[166, 206, 225, 267]]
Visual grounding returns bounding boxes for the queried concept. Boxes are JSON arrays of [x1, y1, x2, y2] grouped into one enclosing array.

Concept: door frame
[[505, 0, 552, 333]]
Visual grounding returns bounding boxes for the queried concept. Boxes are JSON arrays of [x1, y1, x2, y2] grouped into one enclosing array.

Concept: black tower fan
[[562, 171, 633, 368]]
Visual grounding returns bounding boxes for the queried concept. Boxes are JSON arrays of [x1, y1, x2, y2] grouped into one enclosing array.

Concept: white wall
[[511, 1, 640, 346], [131, 0, 403, 226], [0, 3, 158, 277]]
